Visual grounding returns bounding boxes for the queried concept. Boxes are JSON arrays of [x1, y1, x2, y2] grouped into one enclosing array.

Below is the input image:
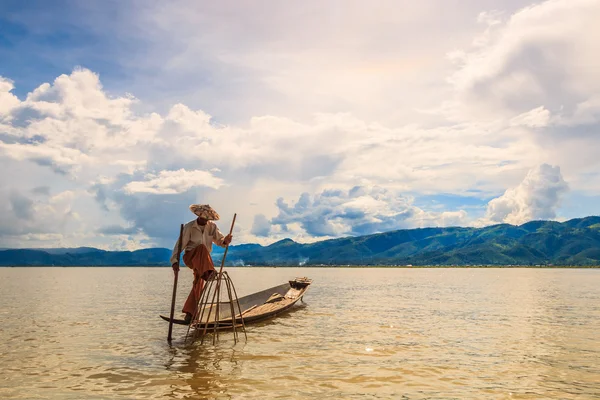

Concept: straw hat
[[189, 204, 220, 220]]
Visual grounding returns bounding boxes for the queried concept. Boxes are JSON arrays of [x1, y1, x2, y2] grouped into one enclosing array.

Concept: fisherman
[[171, 204, 232, 324]]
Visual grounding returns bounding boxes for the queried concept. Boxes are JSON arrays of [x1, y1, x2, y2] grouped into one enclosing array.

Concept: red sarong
[[181, 244, 216, 316]]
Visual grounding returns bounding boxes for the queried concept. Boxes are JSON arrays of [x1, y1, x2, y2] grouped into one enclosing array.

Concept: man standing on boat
[[171, 204, 233, 324]]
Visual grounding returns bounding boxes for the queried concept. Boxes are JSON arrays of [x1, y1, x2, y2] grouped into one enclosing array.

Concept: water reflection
[[162, 338, 240, 398]]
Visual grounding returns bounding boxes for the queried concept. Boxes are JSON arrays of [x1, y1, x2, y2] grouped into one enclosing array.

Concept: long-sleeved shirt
[[170, 219, 226, 265]]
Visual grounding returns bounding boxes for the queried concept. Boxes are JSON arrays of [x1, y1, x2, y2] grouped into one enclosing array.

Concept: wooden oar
[[218, 213, 237, 275], [204, 214, 237, 343], [167, 223, 184, 342]]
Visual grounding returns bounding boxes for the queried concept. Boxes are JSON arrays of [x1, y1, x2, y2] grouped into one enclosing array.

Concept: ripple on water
[[1, 267, 600, 399]]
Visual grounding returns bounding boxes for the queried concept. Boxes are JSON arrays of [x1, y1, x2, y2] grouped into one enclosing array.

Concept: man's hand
[[172, 262, 180, 274], [223, 234, 233, 246]]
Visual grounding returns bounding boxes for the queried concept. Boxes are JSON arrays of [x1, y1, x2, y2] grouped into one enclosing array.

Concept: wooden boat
[[161, 277, 312, 328]]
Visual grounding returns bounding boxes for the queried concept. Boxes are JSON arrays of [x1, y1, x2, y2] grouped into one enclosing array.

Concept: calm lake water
[[1, 267, 599, 399]]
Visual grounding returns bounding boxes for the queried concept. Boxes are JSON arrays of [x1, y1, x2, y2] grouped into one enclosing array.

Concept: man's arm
[[211, 223, 232, 248]]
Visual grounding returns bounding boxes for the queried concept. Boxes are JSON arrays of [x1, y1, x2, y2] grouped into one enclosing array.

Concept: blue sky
[[1, 0, 599, 249], [1, 1, 122, 92]]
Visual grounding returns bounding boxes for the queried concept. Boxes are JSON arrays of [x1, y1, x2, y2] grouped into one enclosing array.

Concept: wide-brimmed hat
[[189, 204, 220, 220]]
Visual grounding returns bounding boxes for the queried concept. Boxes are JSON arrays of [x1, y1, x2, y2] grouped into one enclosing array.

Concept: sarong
[[181, 244, 216, 316]]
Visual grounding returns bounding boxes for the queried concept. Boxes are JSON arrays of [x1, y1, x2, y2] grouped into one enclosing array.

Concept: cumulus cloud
[[2, 0, 600, 249], [131, 1, 492, 125], [448, 0, 600, 121], [251, 214, 271, 237], [123, 169, 224, 194], [441, 0, 600, 195], [0, 63, 588, 248], [484, 164, 568, 225], [0, 77, 20, 117], [0, 189, 81, 244], [0, 68, 536, 196], [271, 186, 471, 238], [0, 68, 151, 178]]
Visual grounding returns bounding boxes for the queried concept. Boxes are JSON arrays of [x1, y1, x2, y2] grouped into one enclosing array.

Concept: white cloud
[[0, 141, 90, 175], [477, 10, 504, 27], [271, 186, 472, 239], [0, 188, 81, 245], [441, 0, 600, 198], [484, 164, 568, 225], [448, 0, 600, 121], [0, 77, 20, 118], [123, 169, 224, 194], [2, 0, 600, 249], [0, 69, 161, 180], [561, 95, 600, 126], [25, 68, 135, 123], [0, 62, 589, 248], [130, 1, 539, 126], [510, 106, 551, 128]]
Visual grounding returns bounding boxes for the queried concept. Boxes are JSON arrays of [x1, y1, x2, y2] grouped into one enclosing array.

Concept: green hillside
[[2, 217, 600, 266]]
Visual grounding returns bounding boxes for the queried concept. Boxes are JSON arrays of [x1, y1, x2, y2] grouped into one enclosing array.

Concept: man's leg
[[182, 270, 205, 323], [181, 244, 216, 324]]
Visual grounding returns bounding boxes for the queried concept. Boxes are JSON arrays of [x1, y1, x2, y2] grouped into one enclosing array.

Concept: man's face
[[197, 217, 208, 225]]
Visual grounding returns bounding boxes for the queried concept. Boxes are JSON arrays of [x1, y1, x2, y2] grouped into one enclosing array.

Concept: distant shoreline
[[3, 217, 600, 267]]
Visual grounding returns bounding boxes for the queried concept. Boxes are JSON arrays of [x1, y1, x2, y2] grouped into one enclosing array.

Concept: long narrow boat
[[161, 277, 312, 328]]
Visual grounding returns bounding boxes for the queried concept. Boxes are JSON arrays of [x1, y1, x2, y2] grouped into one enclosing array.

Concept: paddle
[[205, 213, 237, 342], [218, 213, 237, 276], [167, 223, 184, 342]]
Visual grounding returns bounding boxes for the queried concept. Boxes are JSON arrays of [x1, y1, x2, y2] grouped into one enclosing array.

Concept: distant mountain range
[[2, 216, 600, 266]]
